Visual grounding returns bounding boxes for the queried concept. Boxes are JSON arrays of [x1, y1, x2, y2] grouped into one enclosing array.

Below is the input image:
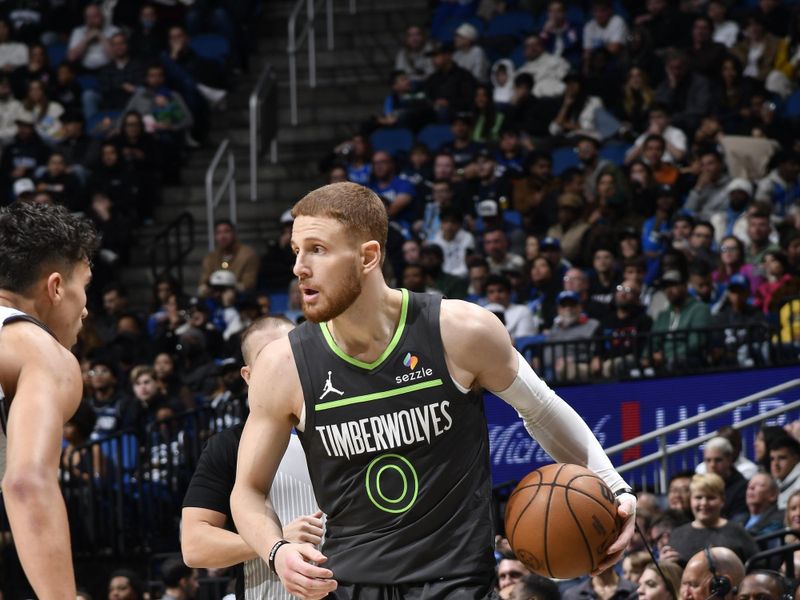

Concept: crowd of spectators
[[311, 0, 800, 381]]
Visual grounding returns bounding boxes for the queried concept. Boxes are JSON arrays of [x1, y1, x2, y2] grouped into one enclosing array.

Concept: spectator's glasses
[[720, 246, 738, 253], [616, 285, 635, 294]]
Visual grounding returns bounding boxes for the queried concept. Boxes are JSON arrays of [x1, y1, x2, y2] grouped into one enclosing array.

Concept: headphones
[[705, 546, 733, 599], [746, 569, 793, 600]]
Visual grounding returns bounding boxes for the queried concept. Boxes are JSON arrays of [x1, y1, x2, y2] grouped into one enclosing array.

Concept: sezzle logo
[[397, 352, 432, 384]]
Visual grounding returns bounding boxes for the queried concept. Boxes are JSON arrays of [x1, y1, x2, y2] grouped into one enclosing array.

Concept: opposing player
[[182, 316, 321, 600], [0, 202, 96, 598], [231, 183, 636, 599]]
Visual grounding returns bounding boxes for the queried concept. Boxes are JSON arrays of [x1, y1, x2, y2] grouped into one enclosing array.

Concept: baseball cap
[[477, 199, 499, 218], [455, 23, 479, 42], [728, 273, 749, 291], [540, 236, 561, 250], [619, 226, 639, 240], [726, 178, 753, 196], [557, 290, 581, 305], [661, 270, 684, 285], [13, 178, 34, 197], [209, 269, 237, 287]]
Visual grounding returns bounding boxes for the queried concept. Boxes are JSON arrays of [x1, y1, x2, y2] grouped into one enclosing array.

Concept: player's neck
[[326, 284, 402, 362], [0, 291, 42, 320]]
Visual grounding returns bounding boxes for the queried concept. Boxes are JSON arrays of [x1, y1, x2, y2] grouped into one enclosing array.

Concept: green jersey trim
[[316, 378, 443, 411], [319, 288, 409, 370]]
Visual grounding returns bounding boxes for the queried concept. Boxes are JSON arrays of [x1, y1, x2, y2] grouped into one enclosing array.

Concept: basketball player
[[181, 316, 321, 599], [231, 183, 637, 599], [0, 202, 96, 598]]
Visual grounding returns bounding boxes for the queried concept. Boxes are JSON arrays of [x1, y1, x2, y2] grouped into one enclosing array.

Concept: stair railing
[[205, 139, 237, 250], [249, 63, 279, 202], [288, 0, 356, 124], [149, 211, 195, 288]]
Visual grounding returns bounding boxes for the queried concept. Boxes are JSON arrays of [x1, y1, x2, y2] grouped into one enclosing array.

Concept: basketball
[[504, 463, 621, 579]]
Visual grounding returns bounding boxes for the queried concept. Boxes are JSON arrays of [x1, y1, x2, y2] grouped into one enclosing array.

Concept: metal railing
[[249, 63, 279, 202], [603, 378, 800, 492], [288, 0, 355, 124], [149, 212, 195, 287], [205, 139, 237, 251]]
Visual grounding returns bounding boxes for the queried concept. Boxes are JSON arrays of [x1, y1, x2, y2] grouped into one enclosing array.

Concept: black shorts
[[327, 576, 499, 600]]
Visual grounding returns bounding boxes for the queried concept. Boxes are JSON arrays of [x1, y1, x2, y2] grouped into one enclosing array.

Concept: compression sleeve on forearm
[[492, 351, 629, 493]]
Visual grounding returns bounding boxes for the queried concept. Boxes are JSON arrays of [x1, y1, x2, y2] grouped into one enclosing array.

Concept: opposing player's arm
[[182, 507, 258, 568], [441, 300, 636, 571], [2, 325, 81, 600], [231, 337, 335, 599]]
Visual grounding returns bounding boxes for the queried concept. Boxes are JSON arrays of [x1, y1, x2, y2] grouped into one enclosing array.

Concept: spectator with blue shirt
[[369, 150, 417, 231], [755, 151, 800, 224], [642, 185, 678, 282]]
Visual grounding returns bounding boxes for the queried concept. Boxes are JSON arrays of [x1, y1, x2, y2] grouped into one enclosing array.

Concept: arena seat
[[781, 89, 800, 118], [416, 124, 454, 151], [370, 127, 414, 157], [552, 146, 580, 175], [46, 41, 67, 67], [600, 142, 632, 166], [190, 34, 230, 66]]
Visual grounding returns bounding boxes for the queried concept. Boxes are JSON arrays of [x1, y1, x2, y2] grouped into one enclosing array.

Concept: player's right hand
[[283, 510, 324, 546], [275, 542, 337, 600]]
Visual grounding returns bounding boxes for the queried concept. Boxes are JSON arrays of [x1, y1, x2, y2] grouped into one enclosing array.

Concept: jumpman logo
[[319, 371, 344, 400]]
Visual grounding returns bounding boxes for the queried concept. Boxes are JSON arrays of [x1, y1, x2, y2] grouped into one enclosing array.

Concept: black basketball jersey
[[290, 289, 495, 585]]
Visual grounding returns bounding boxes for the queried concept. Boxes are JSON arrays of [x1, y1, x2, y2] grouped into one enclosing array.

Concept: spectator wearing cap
[[12, 177, 34, 202], [711, 273, 769, 365], [442, 113, 482, 169], [542, 290, 600, 381], [685, 149, 732, 221], [582, 0, 628, 66], [592, 277, 652, 378], [429, 208, 474, 279], [483, 228, 525, 275], [710, 179, 754, 245], [517, 35, 569, 98], [744, 202, 780, 266], [651, 269, 712, 369], [419, 244, 468, 300], [539, 236, 571, 280], [484, 274, 538, 339], [395, 25, 434, 84], [259, 210, 295, 292], [86, 358, 136, 440], [67, 4, 120, 72], [205, 270, 244, 343], [422, 41, 476, 121], [0, 75, 21, 145], [0, 110, 50, 198], [369, 151, 417, 232], [654, 49, 712, 133], [755, 151, 800, 223], [452, 23, 488, 83], [625, 104, 688, 165], [732, 14, 780, 83], [198, 220, 260, 296], [546, 194, 589, 265], [539, 1, 581, 68]]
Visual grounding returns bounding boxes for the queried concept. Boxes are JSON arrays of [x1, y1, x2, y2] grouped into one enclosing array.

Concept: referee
[[181, 316, 320, 599]]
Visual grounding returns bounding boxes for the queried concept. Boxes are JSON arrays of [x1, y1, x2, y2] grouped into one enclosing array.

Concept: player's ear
[[240, 366, 250, 384], [46, 271, 64, 304], [361, 240, 381, 273]]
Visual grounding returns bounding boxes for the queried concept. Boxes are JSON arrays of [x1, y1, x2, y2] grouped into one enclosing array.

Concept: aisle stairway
[[123, 0, 428, 305]]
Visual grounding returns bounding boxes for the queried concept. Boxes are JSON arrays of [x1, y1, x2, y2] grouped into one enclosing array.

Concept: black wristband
[[615, 488, 634, 498], [268, 539, 291, 574]]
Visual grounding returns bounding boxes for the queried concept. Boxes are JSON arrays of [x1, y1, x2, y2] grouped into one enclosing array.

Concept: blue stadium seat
[[552, 146, 580, 175], [433, 16, 485, 43], [485, 11, 535, 39], [416, 124, 454, 151], [270, 292, 289, 313], [77, 74, 99, 92], [370, 127, 414, 157], [46, 42, 67, 67], [782, 90, 800, 118], [600, 143, 631, 166], [190, 34, 230, 66], [510, 43, 526, 68]]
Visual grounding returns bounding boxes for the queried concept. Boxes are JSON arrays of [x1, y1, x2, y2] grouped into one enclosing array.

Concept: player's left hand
[[283, 510, 324, 546], [591, 492, 637, 576]]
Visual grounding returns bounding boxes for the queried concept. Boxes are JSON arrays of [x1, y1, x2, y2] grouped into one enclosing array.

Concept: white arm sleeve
[[492, 351, 629, 493]]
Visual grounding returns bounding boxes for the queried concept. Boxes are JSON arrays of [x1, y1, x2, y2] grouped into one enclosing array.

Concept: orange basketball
[[504, 463, 621, 579]]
